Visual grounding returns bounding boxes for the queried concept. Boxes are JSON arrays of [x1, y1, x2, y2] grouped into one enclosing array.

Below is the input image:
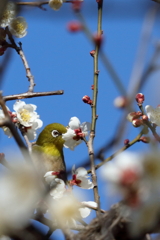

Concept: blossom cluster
[[0, 2, 27, 38], [0, 100, 43, 140], [44, 167, 95, 226], [101, 151, 160, 236]]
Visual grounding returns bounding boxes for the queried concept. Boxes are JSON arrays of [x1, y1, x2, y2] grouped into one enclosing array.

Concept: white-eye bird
[[32, 123, 67, 182]]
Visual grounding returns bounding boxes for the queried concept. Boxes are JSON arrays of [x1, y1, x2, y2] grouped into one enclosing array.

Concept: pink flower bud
[[0, 153, 5, 160], [132, 119, 143, 127], [120, 169, 139, 186], [142, 115, 148, 121], [124, 139, 130, 145], [72, 0, 82, 12], [67, 21, 82, 32], [139, 136, 150, 143], [127, 112, 141, 122], [82, 95, 93, 105], [91, 85, 94, 90], [135, 93, 145, 104], [93, 33, 103, 47], [113, 96, 128, 108], [90, 50, 95, 57]]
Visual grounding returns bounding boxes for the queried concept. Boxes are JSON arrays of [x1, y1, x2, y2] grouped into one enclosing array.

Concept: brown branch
[[3, 90, 64, 101], [16, 1, 84, 10], [18, 42, 35, 93], [87, 127, 145, 174]]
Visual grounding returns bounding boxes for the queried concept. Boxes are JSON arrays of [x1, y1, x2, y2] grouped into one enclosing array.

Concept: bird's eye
[[51, 130, 60, 138]]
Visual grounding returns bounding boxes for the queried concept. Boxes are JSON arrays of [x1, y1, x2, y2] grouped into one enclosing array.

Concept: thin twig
[[4, 90, 64, 101], [18, 42, 35, 93], [75, 11, 126, 96], [87, 0, 104, 217], [87, 127, 145, 173]]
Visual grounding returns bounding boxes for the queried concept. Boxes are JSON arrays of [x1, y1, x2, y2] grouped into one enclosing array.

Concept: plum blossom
[[145, 105, 160, 126], [49, 0, 63, 10], [9, 17, 27, 38], [49, 194, 95, 227], [62, 117, 91, 150], [13, 100, 43, 140], [44, 171, 66, 199], [0, 162, 42, 234], [70, 165, 94, 189], [0, 2, 16, 28]]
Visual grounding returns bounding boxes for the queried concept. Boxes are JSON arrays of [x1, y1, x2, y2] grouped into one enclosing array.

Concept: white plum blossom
[[0, 2, 16, 28], [71, 165, 94, 189], [145, 105, 160, 126], [49, 0, 63, 11], [9, 16, 27, 38], [62, 117, 91, 150], [13, 100, 43, 140], [0, 162, 42, 234], [44, 171, 66, 199], [49, 195, 95, 227]]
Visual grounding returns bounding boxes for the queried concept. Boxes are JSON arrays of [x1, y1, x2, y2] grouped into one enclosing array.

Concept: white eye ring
[[52, 130, 60, 138]]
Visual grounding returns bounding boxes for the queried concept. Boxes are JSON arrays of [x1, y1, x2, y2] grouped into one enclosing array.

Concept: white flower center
[[19, 109, 31, 122]]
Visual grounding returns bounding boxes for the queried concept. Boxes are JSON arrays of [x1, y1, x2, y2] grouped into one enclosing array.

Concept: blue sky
[[1, 0, 160, 238]]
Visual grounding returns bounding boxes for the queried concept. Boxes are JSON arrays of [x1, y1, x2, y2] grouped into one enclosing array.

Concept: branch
[[16, 1, 84, 10], [87, 127, 145, 174], [3, 90, 64, 101]]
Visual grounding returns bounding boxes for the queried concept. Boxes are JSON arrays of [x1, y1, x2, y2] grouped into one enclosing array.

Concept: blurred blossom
[[62, 117, 90, 150], [145, 105, 160, 126], [101, 150, 160, 236], [0, 161, 42, 234], [49, 194, 94, 227], [9, 17, 27, 38], [71, 165, 94, 189], [79, 201, 97, 218], [44, 171, 66, 199], [49, 0, 63, 11], [0, 108, 12, 138], [0, 2, 16, 28]]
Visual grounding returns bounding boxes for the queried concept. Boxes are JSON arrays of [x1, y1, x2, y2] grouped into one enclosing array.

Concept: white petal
[[82, 201, 98, 208], [50, 179, 66, 199], [145, 105, 160, 126], [63, 139, 82, 150], [78, 177, 94, 189], [13, 100, 25, 111], [79, 207, 91, 218], [44, 171, 56, 184], [72, 165, 76, 175], [69, 117, 80, 130], [62, 128, 75, 140], [80, 122, 91, 133], [75, 167, 88, 177], [25, 128, 36, 140]]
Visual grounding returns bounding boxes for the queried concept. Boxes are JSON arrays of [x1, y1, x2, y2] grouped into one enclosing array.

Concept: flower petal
[[69, 117, 80, 130]]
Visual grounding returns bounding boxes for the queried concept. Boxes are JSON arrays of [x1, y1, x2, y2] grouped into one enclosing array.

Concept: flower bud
[[67, 21, 82, 32], [142, 115, 148, 121], [91, 85, 94, 90], [139, 136, 150, 143], [72, 1, 82, 12], [135, 93, 145, 104], [93, 33, 103, 47], [82, 95, 93, 105], [127, 112, 141, 122], [90, 50, 95, 57], [132, 119, 143, 127], [113, 96, 128, 109], [124, 139, 130, 145]]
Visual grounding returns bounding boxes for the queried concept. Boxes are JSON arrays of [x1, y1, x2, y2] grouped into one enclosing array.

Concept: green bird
[[32, 123, 67, 182]]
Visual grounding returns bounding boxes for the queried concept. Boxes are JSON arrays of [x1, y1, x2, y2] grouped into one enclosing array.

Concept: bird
[[32, 123, 67, 183]]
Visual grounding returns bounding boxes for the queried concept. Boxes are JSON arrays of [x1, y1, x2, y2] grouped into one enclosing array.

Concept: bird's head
[[36, 123, 67, 149]]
